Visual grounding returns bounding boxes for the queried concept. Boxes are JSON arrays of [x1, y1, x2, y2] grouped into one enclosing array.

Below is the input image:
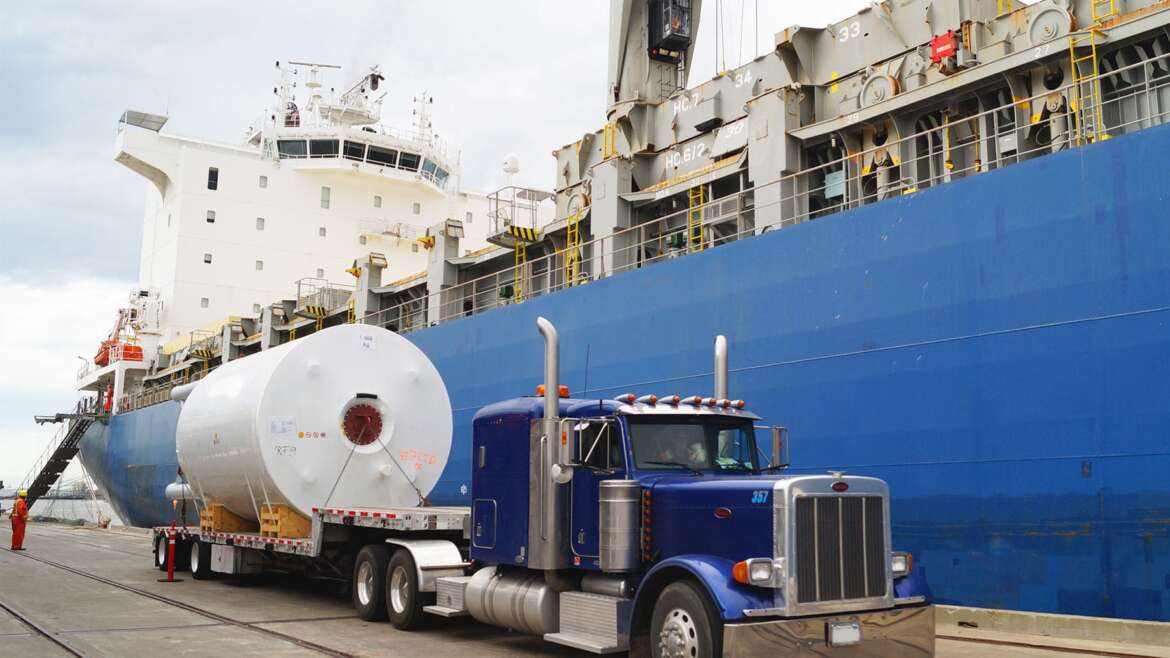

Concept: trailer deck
[[155, 506, 470, 559]]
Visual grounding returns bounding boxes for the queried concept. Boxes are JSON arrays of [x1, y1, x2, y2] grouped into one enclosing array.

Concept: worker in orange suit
[[9, 490, 29, 550]]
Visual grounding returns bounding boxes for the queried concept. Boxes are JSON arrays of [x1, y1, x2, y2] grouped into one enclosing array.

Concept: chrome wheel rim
[[356, 561, 375, 606], [658, 607, 698, 658], [156, 539, 166, 566], [190, 543, 199, 573], [389, 565, 409, 613]]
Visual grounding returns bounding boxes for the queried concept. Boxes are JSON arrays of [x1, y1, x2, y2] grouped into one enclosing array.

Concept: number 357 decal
[[751, 490, 770, 504]]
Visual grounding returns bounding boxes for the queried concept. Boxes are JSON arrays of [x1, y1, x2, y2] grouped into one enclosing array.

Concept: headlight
[[733, 558, 784, 587], [891, 551, 913, 578]]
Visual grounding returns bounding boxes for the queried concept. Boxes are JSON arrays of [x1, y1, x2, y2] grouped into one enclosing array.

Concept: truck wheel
[[352, 545, 391, 621], [650, 581, 723, 658], [190, 541, 213, 580], [385, 549, 433, 630]]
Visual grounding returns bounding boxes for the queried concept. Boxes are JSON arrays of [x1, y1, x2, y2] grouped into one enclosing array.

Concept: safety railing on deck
[[363, 47, 1170, 333]]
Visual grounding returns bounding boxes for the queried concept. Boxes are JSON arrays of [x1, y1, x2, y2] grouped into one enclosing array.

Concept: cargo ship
[[36, 0, 1170, 622]]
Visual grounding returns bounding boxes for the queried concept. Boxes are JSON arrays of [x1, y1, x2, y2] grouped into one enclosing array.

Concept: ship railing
[[360, 49, 1170, 335], [295, 277, 354, 315]]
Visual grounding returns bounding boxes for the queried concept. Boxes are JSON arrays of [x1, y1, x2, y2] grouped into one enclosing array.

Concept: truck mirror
[[771, 426, 790, 469]]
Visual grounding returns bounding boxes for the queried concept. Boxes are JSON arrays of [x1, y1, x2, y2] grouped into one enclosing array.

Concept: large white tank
[[176, 324, 452, 521]]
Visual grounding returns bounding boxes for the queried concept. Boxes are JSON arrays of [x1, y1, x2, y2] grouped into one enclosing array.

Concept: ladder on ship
[[563, 210, 582, 288], [26, 408, 97, 507], [687, 186, 707, 252], [1068, 3, 1118, 145]]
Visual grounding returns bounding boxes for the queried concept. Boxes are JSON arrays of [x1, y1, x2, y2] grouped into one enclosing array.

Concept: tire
[[173, 540, 191, 571], [385, 549, 434, 630], [650, 580, 723, 658], [352, 545, 391, 621], [154, 534, 168, 571], [190, 541, 213, 580]]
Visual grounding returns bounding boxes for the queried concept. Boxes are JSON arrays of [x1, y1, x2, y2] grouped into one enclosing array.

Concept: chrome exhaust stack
[[714, 335, 728, 400], [536, 316, 560, 422]]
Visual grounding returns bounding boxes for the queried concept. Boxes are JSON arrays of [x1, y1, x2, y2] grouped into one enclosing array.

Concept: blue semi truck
[[153, 318, 934, 657]]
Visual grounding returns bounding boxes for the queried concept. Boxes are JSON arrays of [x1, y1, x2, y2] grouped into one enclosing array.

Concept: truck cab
[[461, 318, 934, 657]]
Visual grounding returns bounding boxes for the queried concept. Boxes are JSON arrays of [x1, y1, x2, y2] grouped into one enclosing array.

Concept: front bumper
[[722, 604, 934, 657]]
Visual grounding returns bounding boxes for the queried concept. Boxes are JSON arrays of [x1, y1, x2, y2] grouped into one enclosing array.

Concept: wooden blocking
[[199, 504, 258, 534], [260, 504, 311, 538]]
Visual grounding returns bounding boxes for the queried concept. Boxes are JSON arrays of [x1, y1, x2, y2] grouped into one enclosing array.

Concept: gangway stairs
[[26, 404, 98, 507]]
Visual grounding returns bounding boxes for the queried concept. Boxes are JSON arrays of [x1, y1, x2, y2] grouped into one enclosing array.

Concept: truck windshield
[[628, 416, 758, 473]]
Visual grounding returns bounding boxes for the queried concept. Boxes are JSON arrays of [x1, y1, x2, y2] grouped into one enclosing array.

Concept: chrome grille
[[795, 495, 886, 604]]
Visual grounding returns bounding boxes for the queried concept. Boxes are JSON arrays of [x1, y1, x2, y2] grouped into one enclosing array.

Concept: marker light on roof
[[616, 393, 637, 404], [660, 395, 681, 405], [637, 394, 658, 405], [731, 400, 746, 409], [536, 384, 570, 397], [684, 396, 703, 405], [718, 399, 731, 408], [704, 397, 718, 407]]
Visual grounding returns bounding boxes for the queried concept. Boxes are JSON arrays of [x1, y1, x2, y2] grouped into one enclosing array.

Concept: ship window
[[309, 139, 339, 158], [206, 210, 215, 223], [466, 211, 473, 224], [203, 253, 212, 263], [373, 195, 382, 208], [277, 140, 308, 158], [253, 303, 262, 314], [321, 186, 331, 209], [255, 260, 263, 271], [359, 235, 367, 245], [344, 141, 366, 161], [434, 168, 449, 188], [411, 243, 419, 253], [319, 227, 327, 237], [207, 167, 219, 190], [256, 217, 265, 230], [422, 159, 437, 176], [367, 145, 398, 167], [412, 202, 421, 215], [316, 268, 324, 278], [258, 175, 268, 188], [200, 297, 209, 308], [398, 151, 421, 171]]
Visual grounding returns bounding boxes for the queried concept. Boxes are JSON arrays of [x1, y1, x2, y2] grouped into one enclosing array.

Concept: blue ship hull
[[81, 125, 1170, 620]]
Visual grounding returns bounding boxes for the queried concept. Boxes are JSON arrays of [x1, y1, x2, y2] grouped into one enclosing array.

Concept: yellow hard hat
[[17, 489, 28, 497]]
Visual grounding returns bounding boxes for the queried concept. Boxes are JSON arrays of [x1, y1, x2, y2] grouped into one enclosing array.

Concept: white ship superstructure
[[114, 62, 490, 344]]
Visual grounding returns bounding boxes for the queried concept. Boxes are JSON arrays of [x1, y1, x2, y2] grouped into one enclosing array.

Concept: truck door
[[570, 419, 624, 561]]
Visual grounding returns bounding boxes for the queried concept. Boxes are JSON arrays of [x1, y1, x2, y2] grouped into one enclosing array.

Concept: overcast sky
[[0, 1, 872, 494]]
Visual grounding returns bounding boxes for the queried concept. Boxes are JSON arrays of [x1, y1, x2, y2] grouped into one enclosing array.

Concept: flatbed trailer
[[153, 504, 469, 565]]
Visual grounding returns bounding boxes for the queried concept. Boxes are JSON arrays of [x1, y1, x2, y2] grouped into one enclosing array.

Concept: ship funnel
[[537, 317, 559, 421], [714, 335, 728, 400]]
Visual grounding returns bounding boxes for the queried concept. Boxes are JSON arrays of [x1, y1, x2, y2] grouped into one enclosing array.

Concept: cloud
[[0, 275, 130, 485]]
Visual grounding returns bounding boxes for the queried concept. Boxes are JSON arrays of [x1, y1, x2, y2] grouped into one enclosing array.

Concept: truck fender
[[636, 554, 774, 623], [382, 538, 466, 592]]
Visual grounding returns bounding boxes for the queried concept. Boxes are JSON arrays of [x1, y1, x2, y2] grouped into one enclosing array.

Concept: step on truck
[[153, 319, 934, 657]]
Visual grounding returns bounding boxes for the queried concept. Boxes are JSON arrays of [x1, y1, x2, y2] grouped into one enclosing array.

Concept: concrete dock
[[1, 523, 1166, 658]]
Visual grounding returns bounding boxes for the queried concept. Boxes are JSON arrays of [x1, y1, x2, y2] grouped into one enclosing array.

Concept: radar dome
[[502, 154, 520, 175]]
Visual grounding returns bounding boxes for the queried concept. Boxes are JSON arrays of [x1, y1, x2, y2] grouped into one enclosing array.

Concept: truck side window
[[580, 421, 623, 470]]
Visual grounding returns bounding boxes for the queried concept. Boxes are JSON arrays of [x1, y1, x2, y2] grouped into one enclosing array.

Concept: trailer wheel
[[173, 540, 191, 571], [190, 541, 213, 580], [154, 534, 168, 571], [650, 580, 722, 658], [352, 545, 391, 621], [385, 549, 432, 630]]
